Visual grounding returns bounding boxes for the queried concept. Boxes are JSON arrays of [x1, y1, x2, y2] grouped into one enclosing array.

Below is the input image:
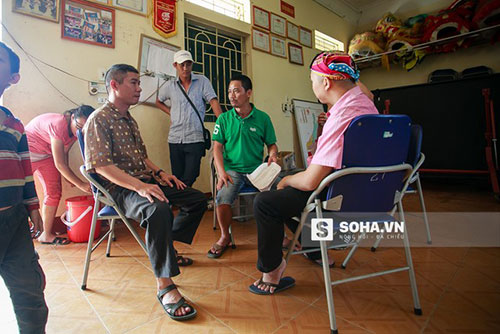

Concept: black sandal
[[157, 284, 197, 321], [248, 276, 296, 295], [176, 255, 193, 266]]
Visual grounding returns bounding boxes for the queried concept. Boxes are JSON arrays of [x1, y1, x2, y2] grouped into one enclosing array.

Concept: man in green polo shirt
[[208, 74, 278, 258]]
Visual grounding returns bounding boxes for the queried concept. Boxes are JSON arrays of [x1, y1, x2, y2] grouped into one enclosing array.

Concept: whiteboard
[[137, 34, 180, 105], [293, 99, 324, 167]]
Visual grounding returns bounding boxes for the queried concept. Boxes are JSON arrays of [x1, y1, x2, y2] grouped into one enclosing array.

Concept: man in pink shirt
[[250, 52, 378, 295]]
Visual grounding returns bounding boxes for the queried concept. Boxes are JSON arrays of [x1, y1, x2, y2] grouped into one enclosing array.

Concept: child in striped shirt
[[0, 41, 48, 334]]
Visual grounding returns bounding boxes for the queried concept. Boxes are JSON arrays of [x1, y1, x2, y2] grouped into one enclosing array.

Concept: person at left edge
[[0, 41, 48, 334]]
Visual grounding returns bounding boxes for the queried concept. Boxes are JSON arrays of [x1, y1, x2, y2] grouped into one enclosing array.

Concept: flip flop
[[40, 237, 71, 245], [157, 284, 197, 321], [303, 253, 335, 268], [176, 255, 193, 267], [207, 243, 231, 259], [248, 276, 296, 295]]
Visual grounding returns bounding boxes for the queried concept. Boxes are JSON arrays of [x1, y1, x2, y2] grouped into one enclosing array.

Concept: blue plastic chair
[[340, 124, 432, 268], [76, 130, 147, 290], [368, 124, 431, 253], [284, 114, 422, 334]]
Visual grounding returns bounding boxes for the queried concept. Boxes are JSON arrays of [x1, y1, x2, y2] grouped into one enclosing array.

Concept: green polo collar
[[231, 104, 256, 120]]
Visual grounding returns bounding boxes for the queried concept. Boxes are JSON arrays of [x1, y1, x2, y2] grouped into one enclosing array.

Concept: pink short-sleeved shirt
[[25, 113, 76, 161], [309, 86, 378, 169]]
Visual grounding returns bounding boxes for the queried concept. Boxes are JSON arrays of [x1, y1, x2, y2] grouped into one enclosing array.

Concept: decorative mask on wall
[[348, 32, 386, 58]]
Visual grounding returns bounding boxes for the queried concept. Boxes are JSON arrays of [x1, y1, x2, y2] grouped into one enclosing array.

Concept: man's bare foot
[[158, 278, 191, 317], [253, 258, 287, 294], [161, 288, 191, 316], [37, 231, 63, 244]]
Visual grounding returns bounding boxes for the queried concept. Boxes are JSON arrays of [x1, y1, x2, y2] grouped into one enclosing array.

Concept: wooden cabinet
[[373, 74, 500, 173]]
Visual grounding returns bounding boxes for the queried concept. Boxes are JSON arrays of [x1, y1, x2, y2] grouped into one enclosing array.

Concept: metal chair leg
[[285, 211, 307, 264], [81, 198, 100, 290], [370, 206, 396, 252], [117, 211, 147, 253], [212, 166, 217, 230], [398, 202, 422, 315], [415, 175, 431, 244], [228, 225, 236, 248], [371, 233, 383, 252], [315, 199, 338, 334], [213, 207, 217, 230], [106, 219, 115, 257], [341, 232, 365, 269]]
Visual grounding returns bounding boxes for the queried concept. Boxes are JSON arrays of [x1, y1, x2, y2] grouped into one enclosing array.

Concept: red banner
[[153, 0, 177, 38], [280, 0, 295, 18]]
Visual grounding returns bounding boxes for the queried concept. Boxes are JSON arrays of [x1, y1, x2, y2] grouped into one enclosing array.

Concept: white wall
[[1, 0, 355, 214]]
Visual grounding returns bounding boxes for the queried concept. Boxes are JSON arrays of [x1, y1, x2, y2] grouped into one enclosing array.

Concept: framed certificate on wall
[[252, 28, 271, 53], [112, 0, 148, 16], [252, 6, 270, 30], [299, 26, 313, 48], [287, 21, 299, 42], [288, 43, 303, 65], [270, 12, 287, 37], [271, 35, 287, 58]]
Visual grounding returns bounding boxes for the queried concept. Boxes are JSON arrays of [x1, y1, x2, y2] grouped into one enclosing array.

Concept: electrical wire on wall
[[1, 22, 168, 109]]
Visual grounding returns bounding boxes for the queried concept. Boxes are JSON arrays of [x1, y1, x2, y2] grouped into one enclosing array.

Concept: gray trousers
[[0, 204, 48, 334], [111, 181, 207, 278]]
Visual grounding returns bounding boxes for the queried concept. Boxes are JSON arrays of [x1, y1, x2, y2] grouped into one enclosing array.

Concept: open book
[[247, 162, 282, 192]]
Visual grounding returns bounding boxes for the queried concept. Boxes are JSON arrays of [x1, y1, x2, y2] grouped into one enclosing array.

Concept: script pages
[[247, 162, 282, 192]]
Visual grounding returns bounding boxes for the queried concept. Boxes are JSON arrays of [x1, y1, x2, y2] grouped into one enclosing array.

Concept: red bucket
[[62, 196, 100, 243]]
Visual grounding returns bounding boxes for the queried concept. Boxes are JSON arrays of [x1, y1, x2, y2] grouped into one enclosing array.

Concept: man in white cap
[[156, 50, 223, 187]]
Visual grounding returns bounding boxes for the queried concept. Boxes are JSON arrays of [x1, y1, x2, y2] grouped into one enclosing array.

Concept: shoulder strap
[[177, 80, 205, 128]]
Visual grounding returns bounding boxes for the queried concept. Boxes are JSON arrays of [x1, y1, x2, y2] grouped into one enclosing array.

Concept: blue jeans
[[215, 170, 254, 206], [0, 204, 48, 334]]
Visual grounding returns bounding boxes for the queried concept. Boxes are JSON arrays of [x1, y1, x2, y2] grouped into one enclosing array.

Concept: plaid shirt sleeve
[[84, 113, 114, 170]]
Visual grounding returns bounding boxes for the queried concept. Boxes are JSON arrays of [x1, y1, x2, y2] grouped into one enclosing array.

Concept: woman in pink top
[[26, 105, 94, 244]]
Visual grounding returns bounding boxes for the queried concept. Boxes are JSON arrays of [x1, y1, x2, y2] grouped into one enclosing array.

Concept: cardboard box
[[276, 151, 296, 171]]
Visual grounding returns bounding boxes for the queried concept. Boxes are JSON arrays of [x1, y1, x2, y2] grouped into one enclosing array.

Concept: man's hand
[[318, 112, 328, 126], [217, 171, 233, 191], [29, 209, 44, 238], [136, 182, 168, 203], [277, 175, 290, 190], [267, 153, 278, 166], [160, 172, 186, 190]]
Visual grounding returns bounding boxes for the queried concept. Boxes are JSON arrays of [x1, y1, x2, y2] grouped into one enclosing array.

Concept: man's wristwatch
[[155, 169, 164, 177]]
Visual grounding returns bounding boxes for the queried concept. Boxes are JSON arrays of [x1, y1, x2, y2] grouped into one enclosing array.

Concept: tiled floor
[[1, 178, 499, 333]]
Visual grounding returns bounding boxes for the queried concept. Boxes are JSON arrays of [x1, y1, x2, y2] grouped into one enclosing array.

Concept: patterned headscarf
[[310, 51, 360, 81]]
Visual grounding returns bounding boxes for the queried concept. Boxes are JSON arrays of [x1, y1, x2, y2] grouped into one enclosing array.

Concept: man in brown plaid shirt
[[84, 64, 206, 321]]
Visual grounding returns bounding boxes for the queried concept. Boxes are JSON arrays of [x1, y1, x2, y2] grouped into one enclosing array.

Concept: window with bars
[[186, 0, 250, 23], [314, 30, 345, 52], [185, 19, 245, 122]]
